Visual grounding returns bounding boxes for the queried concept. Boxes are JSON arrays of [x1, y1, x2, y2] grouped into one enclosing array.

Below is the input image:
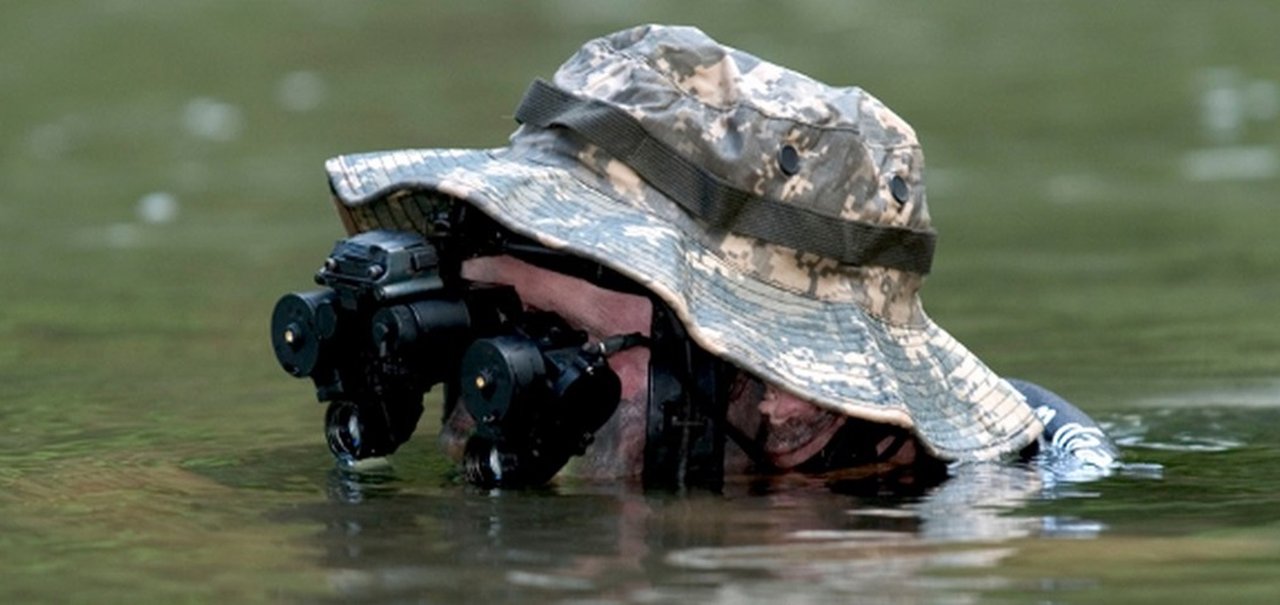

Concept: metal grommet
[[778, 144, 800, 176], [889, 175, 910, 204]]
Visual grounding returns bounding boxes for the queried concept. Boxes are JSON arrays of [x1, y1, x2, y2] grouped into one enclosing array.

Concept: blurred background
[[2, 1, 1278, 603]]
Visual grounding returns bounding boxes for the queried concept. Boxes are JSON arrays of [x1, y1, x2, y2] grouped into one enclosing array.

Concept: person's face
[[724, 374, 848, 470], [444, 254, 851, 476]]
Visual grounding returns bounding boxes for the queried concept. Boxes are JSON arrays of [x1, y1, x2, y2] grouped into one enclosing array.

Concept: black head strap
[[514, 79, 937, 274]]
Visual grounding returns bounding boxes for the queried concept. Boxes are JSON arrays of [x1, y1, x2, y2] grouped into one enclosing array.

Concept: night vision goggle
[[270, 206, 731, 488]]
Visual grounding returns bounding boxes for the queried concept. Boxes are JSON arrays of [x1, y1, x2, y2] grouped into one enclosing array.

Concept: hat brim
[[326, 147, 1041, 461]]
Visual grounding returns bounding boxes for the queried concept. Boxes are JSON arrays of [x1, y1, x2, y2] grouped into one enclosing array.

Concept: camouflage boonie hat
[[325, 24, 1042, 461]]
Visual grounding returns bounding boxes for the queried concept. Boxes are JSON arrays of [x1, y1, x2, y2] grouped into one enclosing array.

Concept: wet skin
[[448, 254, 923, 477]]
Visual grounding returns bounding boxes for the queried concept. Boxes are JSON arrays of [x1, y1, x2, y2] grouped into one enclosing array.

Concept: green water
[[2, 1, 1279, 603]]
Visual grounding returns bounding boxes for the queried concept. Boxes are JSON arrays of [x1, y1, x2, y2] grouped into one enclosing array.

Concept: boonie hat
[[325, 24, 1043, 461]]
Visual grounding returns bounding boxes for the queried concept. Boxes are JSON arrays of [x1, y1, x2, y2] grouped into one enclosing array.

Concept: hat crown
[[550, 24, 932, 236]]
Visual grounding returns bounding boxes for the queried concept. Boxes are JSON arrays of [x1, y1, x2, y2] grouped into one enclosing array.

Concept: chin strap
[[643, 302, 730, 490]]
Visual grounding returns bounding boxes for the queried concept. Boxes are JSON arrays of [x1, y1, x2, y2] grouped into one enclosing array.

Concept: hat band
[[514, 79, 937, 274]]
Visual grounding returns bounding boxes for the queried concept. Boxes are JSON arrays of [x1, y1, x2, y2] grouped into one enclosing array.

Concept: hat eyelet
[[889, 175, 910, 205], [777, 144, 801, 176]]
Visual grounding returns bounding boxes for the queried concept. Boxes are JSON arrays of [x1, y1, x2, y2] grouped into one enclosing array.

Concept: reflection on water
[[294, 460, 1121, 604], [6, 393, 1280, 603], [216, 405, 1280, 604]]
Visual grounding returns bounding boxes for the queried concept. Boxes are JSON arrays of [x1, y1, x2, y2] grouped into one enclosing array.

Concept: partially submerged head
[[328, 24, 1043, 478]]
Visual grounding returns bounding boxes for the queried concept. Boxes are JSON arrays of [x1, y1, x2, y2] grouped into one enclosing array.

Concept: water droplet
[[1199, 67, 1244, 144], [137, 191, 179, 224], [276, 70, 327, 112], [182, 97, 243, 142], [1180, 146, 1277, 181]]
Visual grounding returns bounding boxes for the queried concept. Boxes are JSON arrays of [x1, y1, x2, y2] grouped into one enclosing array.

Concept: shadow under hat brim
[[326, 147, 1042, 462]]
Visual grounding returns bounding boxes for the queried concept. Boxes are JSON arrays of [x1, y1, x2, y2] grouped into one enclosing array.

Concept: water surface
[[2, 2, 1279, 603]]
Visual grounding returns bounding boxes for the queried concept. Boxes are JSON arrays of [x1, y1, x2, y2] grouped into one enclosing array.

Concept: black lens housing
[[272, 223, 731, 490], [271, 230, 509, 462], [324, 398, 424, 462], [457, 315, 623, 487], [271, 290, 339, 378]]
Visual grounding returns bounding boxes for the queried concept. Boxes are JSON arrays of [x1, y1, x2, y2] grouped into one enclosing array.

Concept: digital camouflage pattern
[[325, 24, 1042, 461]]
